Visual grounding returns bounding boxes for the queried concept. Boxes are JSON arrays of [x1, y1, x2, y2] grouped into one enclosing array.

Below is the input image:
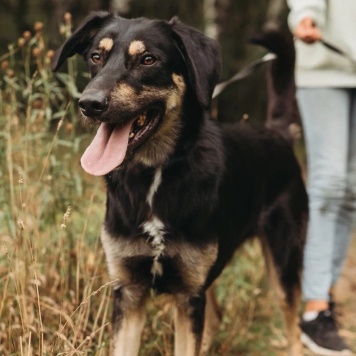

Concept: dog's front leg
[[201, 284, 221, 354], [174, 293, 206, 356], [111, 286, 148, 356]]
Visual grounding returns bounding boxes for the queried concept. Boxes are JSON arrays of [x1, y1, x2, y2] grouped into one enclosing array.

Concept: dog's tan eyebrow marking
[[99, 37, 114, 52], [128, 40, 146, 56]]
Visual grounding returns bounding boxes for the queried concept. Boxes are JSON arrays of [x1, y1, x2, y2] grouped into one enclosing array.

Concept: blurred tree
[[204, 0, 218, 39], [0, 0, 30, 44], [0, 0, 289, 123], [127, 0, 203, 29], [212, 0, 270, 121], [111, 0, 132, 15], [265, 0, 288, 29]]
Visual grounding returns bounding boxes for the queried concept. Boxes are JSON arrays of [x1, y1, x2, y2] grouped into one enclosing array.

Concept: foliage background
[[0, 0, 289, 122]]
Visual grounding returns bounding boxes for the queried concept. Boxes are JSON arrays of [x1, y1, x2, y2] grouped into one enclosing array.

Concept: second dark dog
[[52, 12, 308, 355]]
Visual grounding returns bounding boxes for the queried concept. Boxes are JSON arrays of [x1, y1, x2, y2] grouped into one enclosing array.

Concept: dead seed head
[[63, 206, 72, 221], [61, 206, 72, 229], [57, 118, 64, 131], [65, 123, 73, 133], [17, 37, 26, 47], [17, 219, 25, 230], [1, 61, 9, 70], [18, 172, 24, 184], [34, 21, 44, 32], [7, 69, 15, 78], [32, 47, 41, 58], [241, 113, 249, 122], [46, 50, 55, 60], [32, 99, 43, 109], [64, 12, 72, 24], [23, 31, 31, 40]]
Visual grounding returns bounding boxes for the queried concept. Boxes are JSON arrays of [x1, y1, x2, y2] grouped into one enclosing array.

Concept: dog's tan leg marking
[[111, 308, 146, 356], [128, 40, 146, 56], [201, 284, 221, 354], [281, 290, 303, 356], [174, 302, 200, 356], [174, 307, 190, 356], [101, 228, 151, 355], [260, 237, 303, 356], [167, 241, 218, 293], [174, 293, 209, 356]]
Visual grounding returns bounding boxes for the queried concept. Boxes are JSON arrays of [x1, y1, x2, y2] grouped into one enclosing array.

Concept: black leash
[[212, 39, 354, 100], [212, 53, 276, 99], [320, 39, 346, 56], [320, 38, 356, 65]]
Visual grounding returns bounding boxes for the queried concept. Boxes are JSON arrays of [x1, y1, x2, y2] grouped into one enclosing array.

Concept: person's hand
[[294, 17, 321, 44]]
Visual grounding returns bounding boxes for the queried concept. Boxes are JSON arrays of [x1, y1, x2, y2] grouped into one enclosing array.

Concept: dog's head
[[52, 12, 220, 175]]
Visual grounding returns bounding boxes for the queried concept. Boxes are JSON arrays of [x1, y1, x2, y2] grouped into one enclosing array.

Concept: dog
[[52, 12, 308, 356]]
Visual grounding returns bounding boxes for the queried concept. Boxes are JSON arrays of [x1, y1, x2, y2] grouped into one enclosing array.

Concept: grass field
[[1, 16, 355, 356]]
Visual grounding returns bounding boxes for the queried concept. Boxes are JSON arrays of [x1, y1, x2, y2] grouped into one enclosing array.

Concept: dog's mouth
[[80, 108, 161, 176], [128, 108, 160, 148]]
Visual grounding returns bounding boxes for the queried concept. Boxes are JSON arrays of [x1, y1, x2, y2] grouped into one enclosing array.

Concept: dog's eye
[[141, 55, 156, 66], [91, 53, 101, 64]]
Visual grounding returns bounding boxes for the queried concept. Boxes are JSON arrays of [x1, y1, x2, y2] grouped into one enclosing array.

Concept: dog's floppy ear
[[52, 11, 112, 72], [169, 17, 221, 109]]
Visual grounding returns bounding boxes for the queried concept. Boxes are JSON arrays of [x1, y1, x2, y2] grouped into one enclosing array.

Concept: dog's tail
[[251, 29, 301, 142]]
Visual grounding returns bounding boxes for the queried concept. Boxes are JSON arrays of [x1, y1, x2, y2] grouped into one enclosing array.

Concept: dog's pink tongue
[[81, 122, 131, 176]]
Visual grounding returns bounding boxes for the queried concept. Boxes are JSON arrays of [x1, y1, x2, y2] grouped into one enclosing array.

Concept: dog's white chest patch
[[142, 167, 166, 277]]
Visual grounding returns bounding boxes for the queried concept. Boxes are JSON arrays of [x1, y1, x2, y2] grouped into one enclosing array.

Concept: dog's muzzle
[[79, 90, 110, 118]]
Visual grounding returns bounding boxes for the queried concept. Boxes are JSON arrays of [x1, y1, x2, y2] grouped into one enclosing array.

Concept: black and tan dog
[[52, 12, 308, 355]]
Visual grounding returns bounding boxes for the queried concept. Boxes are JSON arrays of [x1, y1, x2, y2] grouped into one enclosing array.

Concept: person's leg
[[297, 88, 353, 355], [331, 89, 356, 286], [297, 88, 350, 306]]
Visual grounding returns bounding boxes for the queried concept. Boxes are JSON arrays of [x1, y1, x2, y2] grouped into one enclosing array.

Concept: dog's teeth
[[137, 115, 146, 127]]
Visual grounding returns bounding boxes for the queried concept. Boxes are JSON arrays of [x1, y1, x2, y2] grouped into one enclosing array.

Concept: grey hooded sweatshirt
[[287, 0, 356, 87]]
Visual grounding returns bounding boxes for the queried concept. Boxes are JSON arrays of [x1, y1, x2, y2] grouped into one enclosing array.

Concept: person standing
[[287, 0, 356, 355]]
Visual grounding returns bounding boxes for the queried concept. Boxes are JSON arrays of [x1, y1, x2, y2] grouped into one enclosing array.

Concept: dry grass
[[0, 15, 292, 356], [0, 16, 111, 355]]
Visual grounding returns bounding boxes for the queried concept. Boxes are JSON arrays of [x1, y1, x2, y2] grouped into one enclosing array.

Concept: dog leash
[[212, 52, 276, 99], [212, 39, 355, 100], [320, 38, 356, 66], [320, 39, 345, 56]]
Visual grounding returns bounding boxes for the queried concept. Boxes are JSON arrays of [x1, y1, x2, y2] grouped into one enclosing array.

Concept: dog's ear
[[169, 17, 221, 109], [52, 11, 112, 72]]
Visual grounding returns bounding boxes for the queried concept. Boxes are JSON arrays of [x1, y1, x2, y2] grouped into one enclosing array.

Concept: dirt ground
[[333, 233, 356, 353]]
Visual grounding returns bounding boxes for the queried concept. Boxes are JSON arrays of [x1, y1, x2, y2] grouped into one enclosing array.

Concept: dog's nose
[[79, 91, 109, 117]]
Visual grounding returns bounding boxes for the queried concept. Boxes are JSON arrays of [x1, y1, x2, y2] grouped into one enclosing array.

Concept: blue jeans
[[297, 88, 356, 301]]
